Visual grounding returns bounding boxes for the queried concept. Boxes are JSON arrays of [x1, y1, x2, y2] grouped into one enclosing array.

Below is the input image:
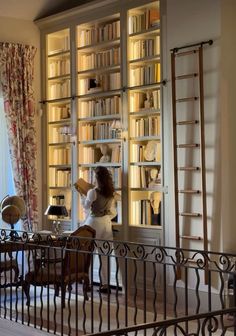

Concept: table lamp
[[44, 205, 68, 235]]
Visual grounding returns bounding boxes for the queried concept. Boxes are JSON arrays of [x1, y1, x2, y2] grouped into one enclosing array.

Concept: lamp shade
[[110, 120, 121, 129], [44, 205, 68, 217]]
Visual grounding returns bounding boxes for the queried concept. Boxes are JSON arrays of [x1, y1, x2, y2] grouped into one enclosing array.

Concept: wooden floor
[[0, 318, 50, 336]]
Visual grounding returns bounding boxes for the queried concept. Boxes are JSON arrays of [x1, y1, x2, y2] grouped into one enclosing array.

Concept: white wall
[[0, 16, 42, 229], [163, 0, 221, 252], [220, 0, 236, 253]]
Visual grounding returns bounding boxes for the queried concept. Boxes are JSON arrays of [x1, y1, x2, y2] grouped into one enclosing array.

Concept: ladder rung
[[177, 144, 199, 148], [178, 166, 200, 171], [180, 235, 202, 241], [179, 190, 201, 194], [175, 50, 198, 57], [180, 212, 201, 217], [176, 97, 198, 103], [176, 73, 198, 80], [177, 120, 199, 125]]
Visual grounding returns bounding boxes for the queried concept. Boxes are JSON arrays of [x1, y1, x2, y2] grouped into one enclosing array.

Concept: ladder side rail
[[198, 46, 208, 252], [198, 46, 209, 285], [171, 52, 180, 251]]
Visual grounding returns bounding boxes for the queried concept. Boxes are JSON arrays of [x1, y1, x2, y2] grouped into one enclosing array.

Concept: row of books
[[129, 8, 160, 34], [130, 166, 160, 188], [130, 37, 160, 60], [79, 47, 120, 70], [112, 200, 122, 224], [49, 126, 71, 144], [48, 35, 70, 55], [49, 168, 71, 187], [78, 20, 120, 47], [80, 121, 115, 140], [80, 144, 121, 164], [49, 194, 66, 205], [79, 96, 120, 118], [80, 147, 99, 163], [130, 90, 160, 112], [130, 63, 160, 86], [49, 79, 70, 100], [131, 200, 153, 226], [48, 58, 70, 78], [111, 145, 121, 162], [131, 143, 161, 162], [79, 72, 120, 94], [131, 116, 160, 137], [49, 148, 71, 165], [80, 167, 121, 188], [49, 105, 71, 122]]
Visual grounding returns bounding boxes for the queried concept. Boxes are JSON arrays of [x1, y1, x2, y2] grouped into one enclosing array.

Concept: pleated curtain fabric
[[0, 42, 38, 231]]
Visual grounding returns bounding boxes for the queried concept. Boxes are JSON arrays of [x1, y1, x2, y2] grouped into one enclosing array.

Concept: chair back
[[64, 225, 96, 275]]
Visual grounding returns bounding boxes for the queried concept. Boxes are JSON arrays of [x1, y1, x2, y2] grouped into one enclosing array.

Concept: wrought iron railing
[[0, 228, 236, 335]]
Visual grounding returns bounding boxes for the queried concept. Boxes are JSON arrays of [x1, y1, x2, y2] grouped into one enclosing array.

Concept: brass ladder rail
[[171, 41, 212, 283]]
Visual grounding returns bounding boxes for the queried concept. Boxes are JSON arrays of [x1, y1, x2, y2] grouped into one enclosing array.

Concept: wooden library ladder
[[170, 40, 213, 283]]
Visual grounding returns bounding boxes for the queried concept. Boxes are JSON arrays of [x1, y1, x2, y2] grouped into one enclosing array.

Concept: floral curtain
[[0, 42, 38, 231]]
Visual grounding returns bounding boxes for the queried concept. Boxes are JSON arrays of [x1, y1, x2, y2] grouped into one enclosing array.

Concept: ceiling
[[0, 0, 93, 21]]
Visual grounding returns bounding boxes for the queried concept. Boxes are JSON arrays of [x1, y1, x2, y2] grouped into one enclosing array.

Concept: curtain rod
[[170, 39, 213, 53]]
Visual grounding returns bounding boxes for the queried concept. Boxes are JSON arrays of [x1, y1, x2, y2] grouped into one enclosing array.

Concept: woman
[[80, 166, 116, 293]]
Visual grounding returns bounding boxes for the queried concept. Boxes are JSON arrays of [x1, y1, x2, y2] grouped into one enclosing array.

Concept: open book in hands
[[74, 178, 94, 196]]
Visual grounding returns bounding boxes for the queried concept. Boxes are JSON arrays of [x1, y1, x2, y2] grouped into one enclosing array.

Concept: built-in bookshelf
[[46, 29, 72, 221], [77, 14, 122, 224], [128, 0, 162, 228], [40, 0, 163, 238]]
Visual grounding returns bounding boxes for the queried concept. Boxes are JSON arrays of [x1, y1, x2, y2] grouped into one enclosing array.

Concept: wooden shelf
[[77, 38, 120, 52], [48, 74, 70, 81], [130, 161, 161, 166], [129, 55, 160, 65], [79, 139, 121, 145], [129, 109, 160, 117], [129, 25, 160, 38], [48, 49, 70, 57], [79, 162, 121, 168], [78, 89, 121, 99], [78, 114, 120, 122], [130, 135, 160, 142]]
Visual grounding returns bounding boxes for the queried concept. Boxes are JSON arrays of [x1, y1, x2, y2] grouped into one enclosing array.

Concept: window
[[0, 98, 16, 227]]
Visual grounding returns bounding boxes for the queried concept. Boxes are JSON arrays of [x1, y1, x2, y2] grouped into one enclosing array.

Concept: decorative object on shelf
[[150, 192, 161, 225], [148, 168, 160, 188], [1, 195, 26, 230], [98, 144, 111, 163], [144, 140, 158, 161], [44, 204, 68, 235], [88, 76, 102, 93], [110, 119, 122, 139], [144, 91, 154, 109]]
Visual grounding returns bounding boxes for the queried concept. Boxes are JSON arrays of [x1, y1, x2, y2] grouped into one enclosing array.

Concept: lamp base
[[53, 220, 61, 235]]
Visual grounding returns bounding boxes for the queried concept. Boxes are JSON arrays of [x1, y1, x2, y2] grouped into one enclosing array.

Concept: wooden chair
[[23, 225, 96, 308], [0, 252, 19, 285]]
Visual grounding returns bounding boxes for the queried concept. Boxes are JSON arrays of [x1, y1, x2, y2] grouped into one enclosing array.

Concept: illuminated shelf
[[79, 139, 121, 145], [41, 1, 162, 235], [130, 136, 161, 142], [79, 114, 120, 122], [130, 161, 161, 166], [79, 163, 121, 168]]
